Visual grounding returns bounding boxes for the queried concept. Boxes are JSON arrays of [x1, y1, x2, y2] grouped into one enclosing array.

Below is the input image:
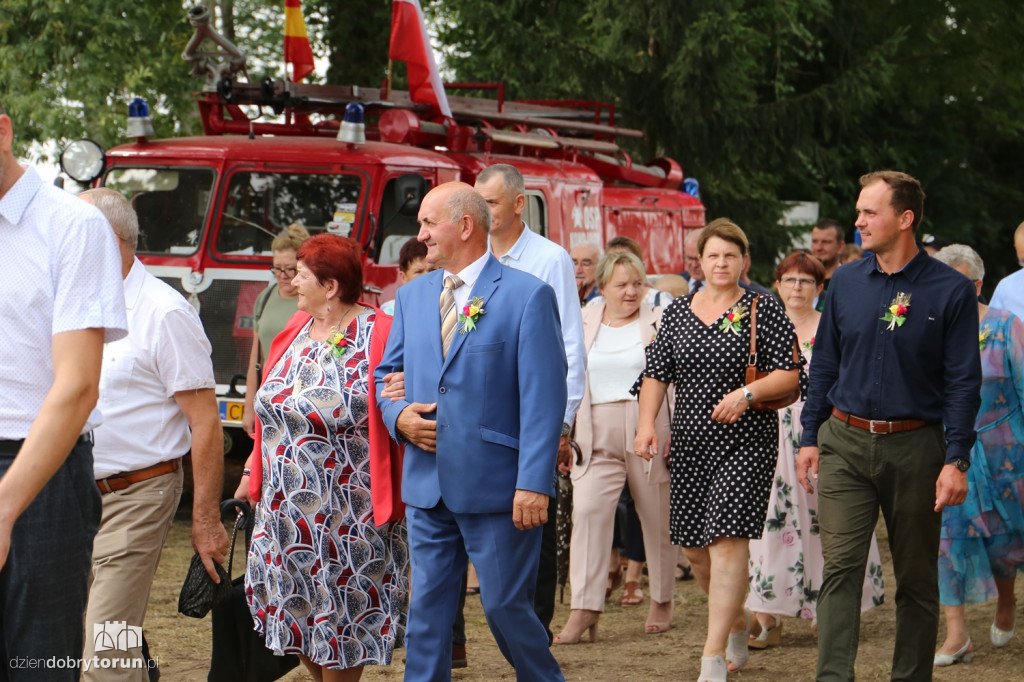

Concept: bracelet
[[242, 468, 251, 477]]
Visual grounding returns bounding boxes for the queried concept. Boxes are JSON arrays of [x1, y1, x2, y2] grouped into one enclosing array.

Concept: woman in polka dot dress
[[633, 219, 801, 682]]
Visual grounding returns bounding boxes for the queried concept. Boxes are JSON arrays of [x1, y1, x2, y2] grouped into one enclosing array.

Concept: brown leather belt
[[831, 407, 929, 435], [96, 458, 181, 494]]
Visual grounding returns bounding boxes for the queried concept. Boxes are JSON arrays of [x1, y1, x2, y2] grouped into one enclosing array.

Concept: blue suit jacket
[[375, 255, 568, 514]]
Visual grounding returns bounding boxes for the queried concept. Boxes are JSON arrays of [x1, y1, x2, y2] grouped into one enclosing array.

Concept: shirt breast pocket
[[100, 349, 136, 401]]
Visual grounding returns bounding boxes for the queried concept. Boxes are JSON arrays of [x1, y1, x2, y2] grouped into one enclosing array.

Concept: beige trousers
[[569, 401, 675, 611], [83, 468, 183, 682]]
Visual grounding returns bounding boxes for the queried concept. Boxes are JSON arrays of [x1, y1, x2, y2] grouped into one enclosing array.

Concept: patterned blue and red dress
[[247, 310, 408, 669]]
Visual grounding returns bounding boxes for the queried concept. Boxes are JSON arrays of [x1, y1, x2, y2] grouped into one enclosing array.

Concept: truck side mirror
[[395, 174, 427, 217]]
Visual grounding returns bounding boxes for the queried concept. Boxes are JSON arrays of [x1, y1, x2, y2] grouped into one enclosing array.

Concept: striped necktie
[[440, 274, 464, 359]]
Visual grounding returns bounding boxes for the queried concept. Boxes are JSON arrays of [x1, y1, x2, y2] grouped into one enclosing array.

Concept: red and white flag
[[284, 0, 315, 82], [389, 0, 452, 118]]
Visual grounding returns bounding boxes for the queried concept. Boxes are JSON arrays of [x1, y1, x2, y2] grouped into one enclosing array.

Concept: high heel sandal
[[645, 599, 673, 633], [748, 615, 782, 649], [933, 638, 972, 666], [553, 610, 600, 645], [621, 581, 644, 606], [726, 608, 750, 672], [698, 655, 728, 681]]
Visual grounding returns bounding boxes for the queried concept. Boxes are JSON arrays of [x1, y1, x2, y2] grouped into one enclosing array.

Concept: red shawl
[[247, 304, 405, 525]]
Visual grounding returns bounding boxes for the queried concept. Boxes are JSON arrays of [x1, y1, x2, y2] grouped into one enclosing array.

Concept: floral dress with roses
[[246, 311, 409, 669], [746, 345, 885, 619]]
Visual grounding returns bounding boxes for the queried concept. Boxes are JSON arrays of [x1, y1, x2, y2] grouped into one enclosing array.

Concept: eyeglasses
[[779, 276, 817, 288], [269, 266, 297, 277]]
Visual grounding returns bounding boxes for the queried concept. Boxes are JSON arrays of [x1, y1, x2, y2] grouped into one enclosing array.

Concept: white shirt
[[491, 225, 586, 425], [92, 259, 215, 478], [443, 250, 490, 312], [588, 321, 645, 405], [0, 166, 127, 438], [990, 268, 1024, 320]]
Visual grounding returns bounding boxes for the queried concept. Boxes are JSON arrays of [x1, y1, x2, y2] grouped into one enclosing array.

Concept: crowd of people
[[0, 94, 1022, 682]]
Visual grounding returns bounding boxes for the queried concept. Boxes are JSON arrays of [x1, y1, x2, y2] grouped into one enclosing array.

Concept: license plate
[[218, 400, 244, 424]]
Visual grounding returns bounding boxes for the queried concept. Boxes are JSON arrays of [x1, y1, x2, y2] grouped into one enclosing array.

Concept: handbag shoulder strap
[[748, 294, 760, 367]]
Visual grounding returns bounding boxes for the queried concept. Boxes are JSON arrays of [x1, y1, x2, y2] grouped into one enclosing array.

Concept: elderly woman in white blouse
[[554, 250, 675, 643]]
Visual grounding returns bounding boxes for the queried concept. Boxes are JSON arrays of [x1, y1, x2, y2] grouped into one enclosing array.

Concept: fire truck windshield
[[216, 171, 363, 256], [105, 167, 216, 255]]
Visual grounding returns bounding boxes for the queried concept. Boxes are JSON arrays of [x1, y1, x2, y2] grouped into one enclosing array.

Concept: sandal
[[748, 615, 782, 649], [645, 598, 673, 633], [675, 562, 694, 581], [726, 608, 750, 672], [621, 581, 644, 606], [605, 566, 624, 601]]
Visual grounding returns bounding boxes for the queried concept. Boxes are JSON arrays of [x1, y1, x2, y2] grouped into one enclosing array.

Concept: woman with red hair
[[237, 234, 407, 682]]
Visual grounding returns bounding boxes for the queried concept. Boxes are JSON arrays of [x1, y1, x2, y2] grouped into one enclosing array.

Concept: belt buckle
[[869, 420, 885, 434]]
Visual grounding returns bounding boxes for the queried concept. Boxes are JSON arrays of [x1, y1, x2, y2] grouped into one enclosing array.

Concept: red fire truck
[[59, 6, 705, 454]]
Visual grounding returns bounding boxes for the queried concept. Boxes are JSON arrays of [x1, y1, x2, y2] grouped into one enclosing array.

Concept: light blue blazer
[[375, 255, 568, 514]]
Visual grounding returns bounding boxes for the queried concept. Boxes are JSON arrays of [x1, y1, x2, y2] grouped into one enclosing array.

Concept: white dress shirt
[[444, 250, 490, 312], [0, 166, 127, 438], [491, 225, 586, 425], [92, 259, 216, 478]]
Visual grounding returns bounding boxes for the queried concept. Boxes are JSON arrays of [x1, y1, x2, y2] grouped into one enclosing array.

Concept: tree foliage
[[430, 0, 1024, 285], [2, 1, 1021, 283]]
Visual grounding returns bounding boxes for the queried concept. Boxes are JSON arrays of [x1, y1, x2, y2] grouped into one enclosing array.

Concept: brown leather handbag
[[744, 295, 801, 410]]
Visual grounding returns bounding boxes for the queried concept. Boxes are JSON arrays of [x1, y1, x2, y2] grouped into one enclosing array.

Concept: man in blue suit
[[375, 182, 567, 681]]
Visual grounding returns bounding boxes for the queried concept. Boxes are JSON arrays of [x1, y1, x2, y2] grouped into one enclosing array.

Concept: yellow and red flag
[[389, 0, 452, 118], [284, 0, 315, 82]]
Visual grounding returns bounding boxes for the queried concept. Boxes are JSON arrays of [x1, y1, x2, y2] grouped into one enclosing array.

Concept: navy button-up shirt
[[800, 246, 981, 464]]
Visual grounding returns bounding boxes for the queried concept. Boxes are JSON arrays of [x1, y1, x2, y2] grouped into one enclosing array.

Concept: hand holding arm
[[380, 371, 406, 401]]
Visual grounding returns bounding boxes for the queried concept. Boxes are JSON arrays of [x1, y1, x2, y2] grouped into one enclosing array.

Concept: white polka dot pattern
[[634, 290, 800, 548], [0, 167, 127, 438]]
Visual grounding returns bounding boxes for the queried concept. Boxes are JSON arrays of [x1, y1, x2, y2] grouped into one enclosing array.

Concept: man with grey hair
[[78, 189, 227, 680], [571, 242, 602, 303], [475, 163, 585, 645], [376, 181, 567, 680], [0, 101, 127, 681], [683, 229, 705, 294]]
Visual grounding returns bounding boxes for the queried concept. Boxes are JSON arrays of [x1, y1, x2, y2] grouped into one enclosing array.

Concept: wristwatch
[[952, 458, 970, 472], [742, 386, 754, 402], [561, 423, 571, 437]]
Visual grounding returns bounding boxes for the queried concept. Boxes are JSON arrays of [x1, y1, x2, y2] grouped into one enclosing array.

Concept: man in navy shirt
[[796, 171, 981, 681]]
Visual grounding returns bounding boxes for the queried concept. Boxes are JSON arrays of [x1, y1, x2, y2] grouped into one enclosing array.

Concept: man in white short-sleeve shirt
[[0, 101, 127, 681], [79, 189, 228, 679]]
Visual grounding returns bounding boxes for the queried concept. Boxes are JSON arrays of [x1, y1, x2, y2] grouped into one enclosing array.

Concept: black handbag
[[207, 499, 299, 682]]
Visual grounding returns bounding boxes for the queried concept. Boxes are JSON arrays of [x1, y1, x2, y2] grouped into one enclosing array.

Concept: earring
[[327, 303, 332, 313]]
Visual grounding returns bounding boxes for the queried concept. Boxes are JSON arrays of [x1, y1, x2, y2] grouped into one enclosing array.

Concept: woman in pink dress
[[745, 251, 884, 648]]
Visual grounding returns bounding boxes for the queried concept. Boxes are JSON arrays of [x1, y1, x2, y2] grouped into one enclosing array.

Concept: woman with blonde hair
[[554, 250, 676, 643], [242, 223, 310, 435]]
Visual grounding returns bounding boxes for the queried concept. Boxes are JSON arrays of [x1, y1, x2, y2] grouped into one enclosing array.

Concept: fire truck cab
[[60, 8, 705, 455]]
